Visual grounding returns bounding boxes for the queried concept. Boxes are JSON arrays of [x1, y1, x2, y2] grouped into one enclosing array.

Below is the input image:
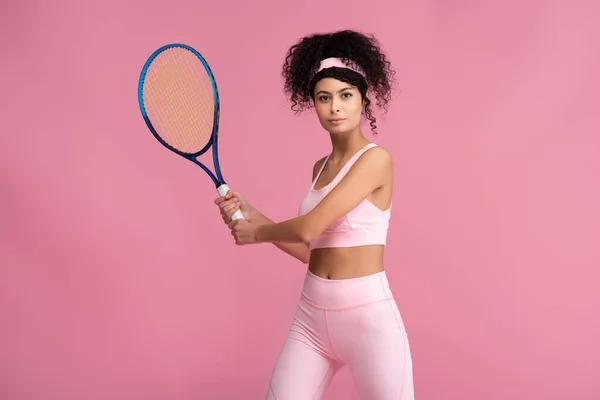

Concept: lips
[[329, 118, 345, 123]]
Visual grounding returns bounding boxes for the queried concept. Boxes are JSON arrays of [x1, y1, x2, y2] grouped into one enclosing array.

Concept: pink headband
[[316, 57, 365, 77]]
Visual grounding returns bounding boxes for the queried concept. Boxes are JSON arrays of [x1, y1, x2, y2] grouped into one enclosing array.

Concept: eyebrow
[[315, 87, 355, 95]]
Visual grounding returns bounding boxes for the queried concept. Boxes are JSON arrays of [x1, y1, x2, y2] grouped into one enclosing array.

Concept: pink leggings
[[266, 270, 415, 400]]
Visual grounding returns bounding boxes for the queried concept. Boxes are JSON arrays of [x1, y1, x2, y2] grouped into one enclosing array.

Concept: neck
[[328, 127, 370, 162]]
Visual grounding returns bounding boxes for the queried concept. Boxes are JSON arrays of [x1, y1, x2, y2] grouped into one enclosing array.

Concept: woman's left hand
[[228, 219, 259, 245]]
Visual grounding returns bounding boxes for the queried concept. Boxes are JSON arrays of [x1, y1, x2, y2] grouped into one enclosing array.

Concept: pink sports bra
[[298, 143, 391, 250]]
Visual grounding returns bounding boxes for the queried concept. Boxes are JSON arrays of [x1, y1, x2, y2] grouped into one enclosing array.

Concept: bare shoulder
[[355, 145, 393, 172], [312, 156, 328, 181]]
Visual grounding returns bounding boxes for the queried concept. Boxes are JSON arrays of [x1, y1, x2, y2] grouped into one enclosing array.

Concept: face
[[313, 78, 365, 134]]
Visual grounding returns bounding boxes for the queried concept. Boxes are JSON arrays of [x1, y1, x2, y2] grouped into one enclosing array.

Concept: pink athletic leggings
[[266, 270, 415, 400]]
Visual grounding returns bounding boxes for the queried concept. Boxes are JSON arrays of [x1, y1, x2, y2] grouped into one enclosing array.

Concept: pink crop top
[[298, 143, 391, 250]]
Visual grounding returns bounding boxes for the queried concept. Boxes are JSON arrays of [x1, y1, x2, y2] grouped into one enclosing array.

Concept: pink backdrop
[[1, 0, 599, 399]]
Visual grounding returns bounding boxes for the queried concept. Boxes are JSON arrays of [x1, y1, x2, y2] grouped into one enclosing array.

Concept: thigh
[[352, 332, 414, 400], [335, 299, 415, 400], [266, 337, 340, 400]]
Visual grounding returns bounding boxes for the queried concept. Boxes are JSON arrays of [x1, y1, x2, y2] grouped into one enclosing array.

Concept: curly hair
[[282, 30, 396, 134]]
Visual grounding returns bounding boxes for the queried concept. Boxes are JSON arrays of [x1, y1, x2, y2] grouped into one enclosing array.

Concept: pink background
[[1, 0, 599, 399]]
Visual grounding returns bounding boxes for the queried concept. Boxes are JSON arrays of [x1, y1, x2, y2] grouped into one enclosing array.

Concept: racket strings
[[153, 51, 212, 149], [142, 47, 215, 154]]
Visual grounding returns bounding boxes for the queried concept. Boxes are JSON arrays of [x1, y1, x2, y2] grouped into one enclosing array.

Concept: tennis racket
[[137, 43, 244, 221]]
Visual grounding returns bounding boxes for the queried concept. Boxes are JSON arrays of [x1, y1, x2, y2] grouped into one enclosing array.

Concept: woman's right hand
[[214, 190, 254, 224]]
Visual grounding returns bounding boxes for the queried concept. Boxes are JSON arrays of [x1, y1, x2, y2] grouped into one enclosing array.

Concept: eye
[[342, 92, 353, 99], [318, 95, 329, 102]]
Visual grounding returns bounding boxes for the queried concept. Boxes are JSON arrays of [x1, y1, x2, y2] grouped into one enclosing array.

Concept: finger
[[228, 220, 238, 229], [222, 202, 238, 214], [225, 190, 238, 200], [218, 199, 234, 209], [214, 196, 227, 205], [227, 208, 240, 218], [220, 212, 231, 222], [223, 199, 241, 211], [225, 208, 240, 219]]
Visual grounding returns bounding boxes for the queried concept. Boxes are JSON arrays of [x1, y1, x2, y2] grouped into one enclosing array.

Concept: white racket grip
[[217, 183, 245, 221]]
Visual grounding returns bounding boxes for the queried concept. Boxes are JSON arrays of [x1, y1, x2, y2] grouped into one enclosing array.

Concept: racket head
[[138, 44, 221, 160]]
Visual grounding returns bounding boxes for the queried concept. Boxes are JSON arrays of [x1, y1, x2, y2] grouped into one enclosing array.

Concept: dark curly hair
[[282, 30, 396, 134]]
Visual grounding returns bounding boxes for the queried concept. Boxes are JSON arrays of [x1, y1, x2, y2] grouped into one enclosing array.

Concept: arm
[[217, 157, 328, 263], [251, 208, 311, 264], [253, 146, 392, 244], [251, 156, 329, 263]]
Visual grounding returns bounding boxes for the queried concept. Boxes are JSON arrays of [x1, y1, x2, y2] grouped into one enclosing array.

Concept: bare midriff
[[308, 245, 385, 280]]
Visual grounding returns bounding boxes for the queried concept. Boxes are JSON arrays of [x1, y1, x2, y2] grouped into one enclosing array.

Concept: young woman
[[214, 30, 415, 400]]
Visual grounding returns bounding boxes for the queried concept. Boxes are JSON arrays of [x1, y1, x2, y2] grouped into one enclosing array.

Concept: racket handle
[[217, 183, 245, 221]]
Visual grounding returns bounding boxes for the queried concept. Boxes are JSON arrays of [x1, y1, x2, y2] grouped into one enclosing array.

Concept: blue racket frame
[[138, 43, 226, 187]]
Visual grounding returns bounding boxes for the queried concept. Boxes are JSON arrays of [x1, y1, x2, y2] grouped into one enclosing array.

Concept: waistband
[[301, 269, 393, 310]]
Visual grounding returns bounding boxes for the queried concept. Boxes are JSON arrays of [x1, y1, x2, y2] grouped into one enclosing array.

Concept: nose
[[330, 98, 340, 114]]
